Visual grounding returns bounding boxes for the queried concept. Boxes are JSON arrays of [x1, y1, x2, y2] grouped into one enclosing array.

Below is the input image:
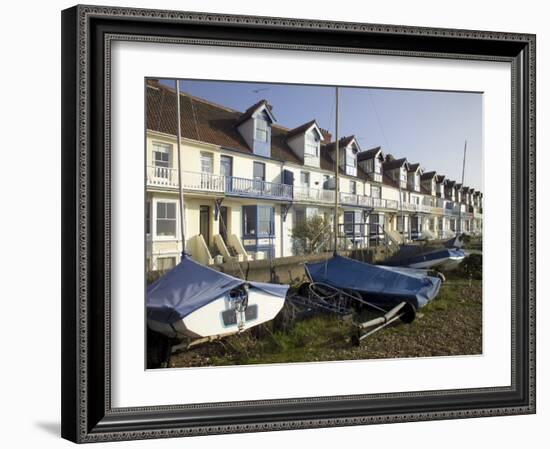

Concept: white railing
[[340, 192, 359, 206], [293, 185, 335, 203], [147, 165, 179, 188]]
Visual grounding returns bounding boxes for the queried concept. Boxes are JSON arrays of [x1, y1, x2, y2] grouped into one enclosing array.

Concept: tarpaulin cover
[[389, 248, 465, 268], [147, 256, 289, 324], [305, 255, 441, 309]]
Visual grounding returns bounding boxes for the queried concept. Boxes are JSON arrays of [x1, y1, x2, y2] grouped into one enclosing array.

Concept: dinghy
[[388, 247, 465, 270], [305, 255, 441, 310], [147, 255, 288, 340]]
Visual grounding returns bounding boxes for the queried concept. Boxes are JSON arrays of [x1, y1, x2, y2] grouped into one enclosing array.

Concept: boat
[[147, 255, 288, 340], [305, 255, 442, 311], [386, 246, 465, 270]]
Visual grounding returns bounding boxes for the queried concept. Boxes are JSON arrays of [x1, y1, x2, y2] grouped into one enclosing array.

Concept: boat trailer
[[288, 281, 418, 345]]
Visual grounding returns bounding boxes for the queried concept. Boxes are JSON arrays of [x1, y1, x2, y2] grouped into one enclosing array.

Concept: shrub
[[291, 214, 332, 255]]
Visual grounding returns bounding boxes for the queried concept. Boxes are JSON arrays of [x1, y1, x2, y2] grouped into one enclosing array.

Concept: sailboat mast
[[176, 80, 186, 254], [458, 139, 467, 234], [333, 87, 340, 255]]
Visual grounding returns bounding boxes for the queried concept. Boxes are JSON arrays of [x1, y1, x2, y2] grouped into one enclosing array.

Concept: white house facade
[[145, 80, 483, 271]]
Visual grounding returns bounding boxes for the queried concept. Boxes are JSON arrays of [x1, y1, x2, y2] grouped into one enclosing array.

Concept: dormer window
[[345, 147, 357, 176], [255, 118, 268, 142], [236, 100, 275, 158], [305, 132, 320, 157]]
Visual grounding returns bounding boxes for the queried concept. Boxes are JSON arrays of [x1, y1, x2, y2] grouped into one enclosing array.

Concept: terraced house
[[145, 80, 483, 271]]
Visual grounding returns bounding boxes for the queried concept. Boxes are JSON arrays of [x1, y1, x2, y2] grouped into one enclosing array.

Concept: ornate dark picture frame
[[61, 4, 536, 443]]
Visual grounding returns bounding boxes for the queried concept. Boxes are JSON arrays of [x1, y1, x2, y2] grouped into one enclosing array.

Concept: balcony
[[146, 166, 398, 210], [225, 176, 293, 200], [147, 167, 292, 200], [147, 166, 224, 192], [293, 185, 335, 204], [340, 193, 398, 210], [401, 202, 432, 213]]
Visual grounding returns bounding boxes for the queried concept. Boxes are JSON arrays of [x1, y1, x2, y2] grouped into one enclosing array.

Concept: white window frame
[[200, 152, 214, 174], [153, 198, 179, 240], [300, 171, 310, 187], [152, 142, 172, 168], [305, 132, 319, 157]]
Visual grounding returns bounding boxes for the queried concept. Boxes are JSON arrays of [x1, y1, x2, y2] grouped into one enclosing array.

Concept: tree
[[291, 214, 331, 255]]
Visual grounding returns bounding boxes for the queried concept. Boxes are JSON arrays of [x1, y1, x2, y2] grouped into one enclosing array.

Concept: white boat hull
[[407, 255, 465, 270], [148, 289, 285, 339]]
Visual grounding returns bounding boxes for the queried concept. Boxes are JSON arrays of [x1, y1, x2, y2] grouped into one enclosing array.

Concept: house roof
[[382, 157, 408, 171], [357, 146, 383, 162], [435, 174, 446, 183], [147, 82, 302, 164], [421, 171, 437, 180], [286, 119, 324, 142], [234, 99, 275, 126], [407, 163, 422, 173], [146, 81, 482, 196], [324, 135, 358, 154], [318, 144, 370, 181]]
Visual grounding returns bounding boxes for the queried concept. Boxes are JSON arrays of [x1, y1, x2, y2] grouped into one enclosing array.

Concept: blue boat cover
[[391, 248, 465, 267], [147, 256, 289, 324], [305, 255, 441, 309]]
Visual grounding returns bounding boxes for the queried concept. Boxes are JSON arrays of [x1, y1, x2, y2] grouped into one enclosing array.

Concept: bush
[[291, 214, 331, 255], [459, 253, 482, 280]]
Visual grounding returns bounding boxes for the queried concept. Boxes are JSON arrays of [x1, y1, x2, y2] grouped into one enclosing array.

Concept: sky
[[159, 79, 483, 191]]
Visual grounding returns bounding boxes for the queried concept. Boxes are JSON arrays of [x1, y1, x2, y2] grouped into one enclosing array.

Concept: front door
[[219, 206, 229, 243], [200, 205, 210, 245]]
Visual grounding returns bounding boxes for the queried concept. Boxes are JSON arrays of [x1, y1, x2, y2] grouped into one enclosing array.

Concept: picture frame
[[61, 4, 536, 443]]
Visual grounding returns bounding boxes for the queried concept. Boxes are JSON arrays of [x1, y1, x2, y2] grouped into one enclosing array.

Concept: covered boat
[[305, 255, 441, 310], [147, 255, 288, 339], [388, 247, 465, 270]]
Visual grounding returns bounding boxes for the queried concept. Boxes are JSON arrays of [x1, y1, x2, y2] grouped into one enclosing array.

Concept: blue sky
[[159, 79, 482, 191]]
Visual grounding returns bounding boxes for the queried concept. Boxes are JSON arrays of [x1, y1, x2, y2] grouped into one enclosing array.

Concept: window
[[374, 157, 382, 173], [242, 205, 274, 237], [350, 180, 356, 195], [300, 171, 310, 187], [371, 186, 381, 198], [257, 206, 274, 236], [397, 215, 407, 232], [346, 148, 357, 168], [243, 206, 257, 235], [305, 132, 319, 156], [152, 142, 171, 178], [344, 211, 355, 235], [255, 119, 268, 142], [156, 257, 176, 271], [253, 161, 265, 181], [200, 152, 213, 173], [400, 168, 407, 182], [156, 202, 177, 236]]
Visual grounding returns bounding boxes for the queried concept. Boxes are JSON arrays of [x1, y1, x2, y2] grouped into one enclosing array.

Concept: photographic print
[[145, 78, 484, 369]]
